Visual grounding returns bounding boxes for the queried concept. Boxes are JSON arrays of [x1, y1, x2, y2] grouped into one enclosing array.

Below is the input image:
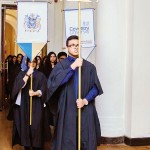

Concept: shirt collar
[[67, 55, 77, 62]]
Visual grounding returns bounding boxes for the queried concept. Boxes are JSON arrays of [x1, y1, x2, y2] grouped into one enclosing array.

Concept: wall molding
[[101, 136, 150, 146], [124, 136, 150, 146], [101, 136, 124, 144]]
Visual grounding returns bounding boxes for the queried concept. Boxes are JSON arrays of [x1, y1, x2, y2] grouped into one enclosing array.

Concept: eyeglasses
[[68, 44, 79, 48]]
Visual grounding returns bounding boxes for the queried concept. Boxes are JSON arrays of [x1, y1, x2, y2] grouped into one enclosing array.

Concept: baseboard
[[124, 136, 150, 146], [101, 136, 124, 144], [101, 136, 150, 146]]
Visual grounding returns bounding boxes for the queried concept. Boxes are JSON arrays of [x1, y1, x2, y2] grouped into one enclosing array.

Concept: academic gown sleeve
[[11, 71, 26, 104], [46, 60, 71, 118], [7, 71, 25, 121], [92, 65, 103, 96], [35, 73, 47, 104], [47, 60, 71, 102]]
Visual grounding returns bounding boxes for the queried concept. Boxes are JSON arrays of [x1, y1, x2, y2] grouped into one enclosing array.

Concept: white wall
[[131, 0, 150, 138], [96, 0, 150, 138], [47, 2, 55, 53], [124, 0, 134, 138]]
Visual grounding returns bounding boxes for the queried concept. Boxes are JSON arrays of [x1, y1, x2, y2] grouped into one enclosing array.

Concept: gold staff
[[65, 0, 92, 149], [78, 1, 81, 150], [6, 61, 8, 82], [62, 0, 65, 50], [77, 1, 92, 149], [30, 73, 33, 125], [29, 0, 33, 127]]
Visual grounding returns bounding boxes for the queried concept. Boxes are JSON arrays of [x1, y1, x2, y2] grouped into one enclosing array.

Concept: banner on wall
[[17, 2, 47, 60], [64, 8, 95, 48]]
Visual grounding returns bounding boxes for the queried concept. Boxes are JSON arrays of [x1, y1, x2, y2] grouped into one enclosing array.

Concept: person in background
[[12, 55, 17, 64], [41, 56, 47, 66], [57, 51, 67, 62], [46, 35, 103, 150], [8, 56, 17, 101], [42, 52, 57, 79], [5, 55, 12, 99], [35, 56, 42, 72], [16, 53, 23, 71], [7, 54, 22, 97], [5, 55, 12, 63], [42, 52, 57, 126]]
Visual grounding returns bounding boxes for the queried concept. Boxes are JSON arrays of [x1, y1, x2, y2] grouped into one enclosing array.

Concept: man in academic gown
[[47, 35, 103, 150], [11, 58, 51, 150]]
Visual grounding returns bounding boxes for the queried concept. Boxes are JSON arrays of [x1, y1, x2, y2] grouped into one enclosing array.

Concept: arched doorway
[[0, 4, 17, 110]]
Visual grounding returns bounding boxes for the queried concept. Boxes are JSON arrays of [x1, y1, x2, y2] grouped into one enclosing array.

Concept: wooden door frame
[[0, 4, 17, 109]]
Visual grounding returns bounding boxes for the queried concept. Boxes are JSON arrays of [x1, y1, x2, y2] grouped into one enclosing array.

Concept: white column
[[95, 0, 126, 137], [124, 0, 134, 138], [95, 0, 150, 139], [53, 1, 63, 54], [131, 0, 150, 138]]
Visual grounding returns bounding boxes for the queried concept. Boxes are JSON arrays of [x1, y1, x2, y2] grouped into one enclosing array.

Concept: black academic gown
[[8, 62, 18, 97], [47, 58, 103, 150], [11, 70, 51, 148]]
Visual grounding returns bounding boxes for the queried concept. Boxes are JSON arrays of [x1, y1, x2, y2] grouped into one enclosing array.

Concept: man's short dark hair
[[66, 35, 78, 47], [57, 52, 67, 59]]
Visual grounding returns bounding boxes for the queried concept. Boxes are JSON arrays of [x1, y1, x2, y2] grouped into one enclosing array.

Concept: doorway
[[0, 4, 17, 110]]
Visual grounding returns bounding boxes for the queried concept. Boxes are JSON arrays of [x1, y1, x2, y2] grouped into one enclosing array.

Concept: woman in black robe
[[42, 52, 57, 79], [47, 35, 103, 150], [11, 57, 51, 150], [5, 55, 12, 99], [42, 52, 57, 126], [8, 56, 18, 98], [35, 56, 43, 72]]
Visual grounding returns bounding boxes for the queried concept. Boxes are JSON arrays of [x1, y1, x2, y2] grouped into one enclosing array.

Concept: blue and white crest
[[24, 13, 41, 32]]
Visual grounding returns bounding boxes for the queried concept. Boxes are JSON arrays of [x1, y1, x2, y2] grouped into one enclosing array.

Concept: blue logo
[[24, 13, 41, 32]]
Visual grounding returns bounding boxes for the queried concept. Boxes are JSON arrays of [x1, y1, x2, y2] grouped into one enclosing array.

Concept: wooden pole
[[65, 1, 92, 149], [6, 61, 8, 82], [30, 74, 33, 125], [78, 1, 81, 150], [62, 0, 65, 49]]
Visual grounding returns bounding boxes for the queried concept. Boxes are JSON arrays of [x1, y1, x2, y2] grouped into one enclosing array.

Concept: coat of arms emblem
[[24, 13, 41, 32]]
